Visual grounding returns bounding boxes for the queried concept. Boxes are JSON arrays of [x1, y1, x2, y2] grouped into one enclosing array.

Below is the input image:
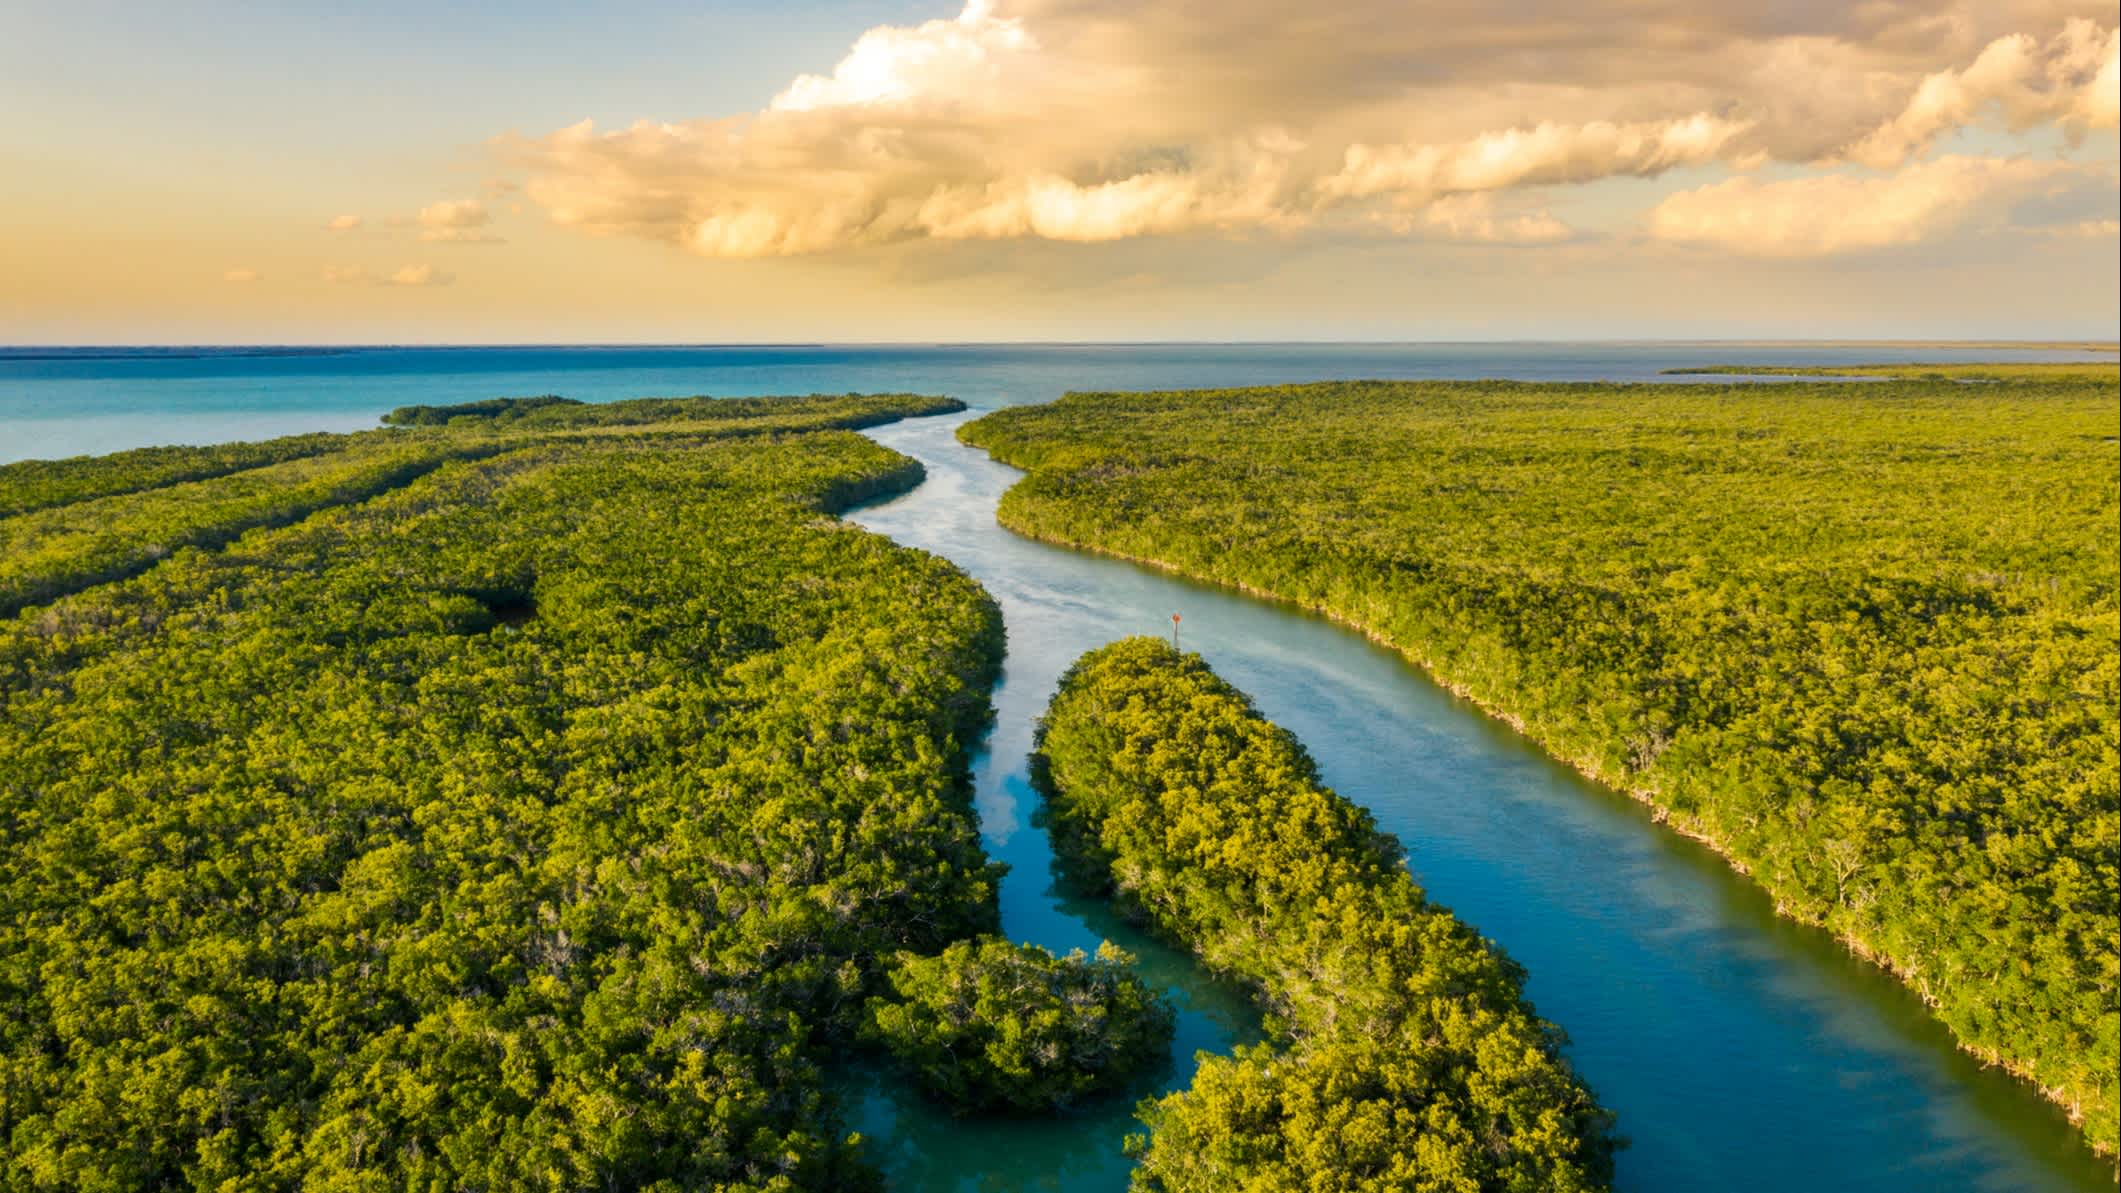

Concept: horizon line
[[5, 338, 2117, 353]]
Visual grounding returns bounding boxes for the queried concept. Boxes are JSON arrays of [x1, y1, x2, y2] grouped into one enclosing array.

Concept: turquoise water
[[2, 344, 2112, 1190], [1, 341, 2105, 463]]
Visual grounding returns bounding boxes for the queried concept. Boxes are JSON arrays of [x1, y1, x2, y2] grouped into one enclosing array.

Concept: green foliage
[[967, 374, 2121, 1151], [505, 393, 966, 431], [0, 394, 973, 621], [381, 394, 583, 425], [381, 391, 967, 432], [0, 432, 358, 518], [864, 937, 1175, 1113], [0, 440, 486, 617], [0, 396, 1003, 1189], [1661, 361, 2119, 381], [1036, 638, 1617, 1192]]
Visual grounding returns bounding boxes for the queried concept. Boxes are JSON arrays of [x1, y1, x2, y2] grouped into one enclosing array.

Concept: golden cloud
[[1842, 20, 2119, 168], [1646, 155, 2076, 256], [417, 199, 503, 244], [498, 1, 2120, 258]]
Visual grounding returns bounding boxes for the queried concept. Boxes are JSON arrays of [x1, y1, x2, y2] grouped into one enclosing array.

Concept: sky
[[1, 0, 2115, 344]]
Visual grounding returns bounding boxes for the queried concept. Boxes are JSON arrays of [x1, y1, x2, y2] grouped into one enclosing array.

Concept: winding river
[[4, 343, 2111, 1190], [845, 411, 2111, 1193]]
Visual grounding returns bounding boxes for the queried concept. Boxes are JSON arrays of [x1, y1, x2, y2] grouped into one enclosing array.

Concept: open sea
[[2, 341, 2108, 463]]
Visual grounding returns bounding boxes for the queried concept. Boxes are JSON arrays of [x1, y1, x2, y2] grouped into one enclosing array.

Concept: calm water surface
[[2, 341, 2107, 462], [847, 413, 2111, 1193], [2, 344, 2111, 1191]]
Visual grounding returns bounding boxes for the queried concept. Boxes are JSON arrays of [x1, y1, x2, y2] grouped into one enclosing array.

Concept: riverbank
[[956, 377, 2119, 1158], [969, 502, 2102, 1145]]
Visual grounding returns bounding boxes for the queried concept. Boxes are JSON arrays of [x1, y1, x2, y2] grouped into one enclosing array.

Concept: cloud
[[2078, 28, 2121, 127], [769, 0, 1033, 113], [222, 267, 260, 283], [417, 198, 502, 243], [326, 214, 363, 232], [322, 263, 456, 286], [498, 1, 2120, 258], [1841, 20, 2120, 167], [1646, 155, 2072, 256], [1319, 115, 1754, 204]]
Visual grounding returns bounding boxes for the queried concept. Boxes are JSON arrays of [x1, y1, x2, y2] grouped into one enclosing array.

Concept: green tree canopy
[[864, 936, 1175, 1113]]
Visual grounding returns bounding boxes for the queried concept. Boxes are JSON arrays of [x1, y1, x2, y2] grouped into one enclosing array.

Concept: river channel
[[843, 411, 2111, 1193]]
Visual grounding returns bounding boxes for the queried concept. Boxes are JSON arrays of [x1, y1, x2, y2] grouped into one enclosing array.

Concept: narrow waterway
[[844, 412, 2112, 1193]]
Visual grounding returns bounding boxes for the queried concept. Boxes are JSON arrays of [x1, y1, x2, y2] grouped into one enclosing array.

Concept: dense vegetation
[[0, 394, 964, 621], [384, 392, 963, 434], [0, 395, 1011, 1189], [381, 395, 583, 425], [0, 440, 479, 617], [965, 374, 2121, 1151], [1661, 361, 2119, 381], [1034, 638, 1617, 1191], [864, 937, 1174, 1113], [0, 432, 357, 519]]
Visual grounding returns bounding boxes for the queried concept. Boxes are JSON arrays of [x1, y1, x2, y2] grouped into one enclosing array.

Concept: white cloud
[[770, 0, 1034, 113], [1647, 155, 2071, 257], [498, 1, 2119, 258]]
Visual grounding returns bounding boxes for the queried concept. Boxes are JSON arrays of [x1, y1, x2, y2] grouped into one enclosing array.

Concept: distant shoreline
[[1660, 340, 2118, 352]]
